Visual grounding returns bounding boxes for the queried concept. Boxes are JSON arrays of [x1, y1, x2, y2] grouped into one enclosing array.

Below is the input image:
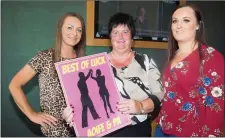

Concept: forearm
[[9, 84, 35, 119], [139, 95, 161, 120], [140, 98, 154, 113]]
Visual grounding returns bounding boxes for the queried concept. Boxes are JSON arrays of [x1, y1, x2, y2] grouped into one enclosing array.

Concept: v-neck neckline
[[170, 48, 198, 71]]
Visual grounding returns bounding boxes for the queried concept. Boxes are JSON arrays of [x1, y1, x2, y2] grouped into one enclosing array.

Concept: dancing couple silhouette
[[77, 69, 114, 128]]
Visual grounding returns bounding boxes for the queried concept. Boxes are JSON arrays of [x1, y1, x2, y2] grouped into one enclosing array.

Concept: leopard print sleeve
[[27, 50, 48, 73]]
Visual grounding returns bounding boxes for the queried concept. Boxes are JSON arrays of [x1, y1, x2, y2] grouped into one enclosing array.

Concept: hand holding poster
[[55, 52, 131, 136]]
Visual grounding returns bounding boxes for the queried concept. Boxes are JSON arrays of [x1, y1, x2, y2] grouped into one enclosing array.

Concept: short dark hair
[[108, 12, 135, 38]]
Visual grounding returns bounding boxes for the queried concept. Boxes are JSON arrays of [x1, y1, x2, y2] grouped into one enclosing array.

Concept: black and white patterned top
[[110, 51, 164, 125]]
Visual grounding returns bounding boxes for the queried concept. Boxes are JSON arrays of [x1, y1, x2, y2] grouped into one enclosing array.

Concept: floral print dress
[[156, 45, 224, 137]]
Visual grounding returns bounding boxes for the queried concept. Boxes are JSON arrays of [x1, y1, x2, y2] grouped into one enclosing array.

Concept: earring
[[196, 27, 199, 30]]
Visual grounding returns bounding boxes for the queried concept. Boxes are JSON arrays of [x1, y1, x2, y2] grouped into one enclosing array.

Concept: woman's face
[[171, 7, 199, 43], [61, 16, 82, 47], [110, 24, 132, 53]]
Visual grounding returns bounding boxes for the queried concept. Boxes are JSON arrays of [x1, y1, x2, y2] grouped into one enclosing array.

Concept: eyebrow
[[172, 16, 191, 20], [183, 17, 191, 19], [67, 24, 82, 28]]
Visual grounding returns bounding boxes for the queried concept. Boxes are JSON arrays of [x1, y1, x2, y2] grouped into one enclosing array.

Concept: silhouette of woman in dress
[[91, 69, 114, 118]]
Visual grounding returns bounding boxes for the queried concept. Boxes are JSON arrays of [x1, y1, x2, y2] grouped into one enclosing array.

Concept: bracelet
[[139, 101, 144, 114]]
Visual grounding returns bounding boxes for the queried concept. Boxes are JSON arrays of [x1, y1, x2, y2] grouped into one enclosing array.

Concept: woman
[[154, 4, 224, 137], [9, 12, 86, 137], [63, 12, 164, 137], [90, 69, 115, 118]]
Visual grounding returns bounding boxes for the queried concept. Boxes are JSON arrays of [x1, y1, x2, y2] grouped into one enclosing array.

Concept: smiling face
[[110, 24, 132, 54], [171, 7, 199, 43], [61, 16, 82, 48]]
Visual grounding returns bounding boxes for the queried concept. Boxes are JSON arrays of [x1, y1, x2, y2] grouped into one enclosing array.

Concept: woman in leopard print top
[[9, 12, 86, 137]]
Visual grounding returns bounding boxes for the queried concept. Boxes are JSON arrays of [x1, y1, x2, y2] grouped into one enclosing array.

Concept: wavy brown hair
[[53, 12, 86, 63]]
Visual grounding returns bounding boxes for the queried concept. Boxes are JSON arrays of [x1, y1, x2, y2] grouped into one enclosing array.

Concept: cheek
[[62, 33, 67, 41], [187, 26, 197, 35], [77, 33, 82, 38], [171, 25, 176, 32], [111, 37, 118, 43]]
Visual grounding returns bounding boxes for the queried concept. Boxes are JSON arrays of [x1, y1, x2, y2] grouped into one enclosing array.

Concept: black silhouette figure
[[77, 69, 100, 128], [91, 69, 114, 118]]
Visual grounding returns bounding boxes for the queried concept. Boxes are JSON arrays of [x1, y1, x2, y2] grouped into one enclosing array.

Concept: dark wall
[[1, 1, 224, 137], [187, 1, 225, 56]]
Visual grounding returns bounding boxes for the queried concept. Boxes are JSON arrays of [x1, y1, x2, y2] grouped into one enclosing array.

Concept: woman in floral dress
[[154, 4, 224, 137]]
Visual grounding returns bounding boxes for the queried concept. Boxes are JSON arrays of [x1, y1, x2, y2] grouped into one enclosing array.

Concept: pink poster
[[55, 52, 131, 136]]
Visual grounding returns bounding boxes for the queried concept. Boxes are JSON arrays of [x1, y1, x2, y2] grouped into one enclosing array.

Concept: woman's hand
[[116, 99, 141, 114], [62, 105, 74, 127], [28, 111, 57, 128]]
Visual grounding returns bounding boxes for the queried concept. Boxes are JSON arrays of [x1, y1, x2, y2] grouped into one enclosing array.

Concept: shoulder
[[134, 51, 151, 60], [36, 48, 53, 56], [134, 51, 158, 68], [32, 48, 53, 60], [29, 48, 53, 64], [201, 45, 224, 62], [201, 45, 224, 74]]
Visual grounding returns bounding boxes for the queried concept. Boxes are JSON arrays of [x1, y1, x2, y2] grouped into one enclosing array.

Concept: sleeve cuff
[[149, 94, 161, 120]]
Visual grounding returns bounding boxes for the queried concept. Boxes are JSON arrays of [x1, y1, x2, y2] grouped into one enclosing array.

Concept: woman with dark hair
[[154, 4, 224, 137], [9, 12, 86, 137], [64, 12, 164, 137]]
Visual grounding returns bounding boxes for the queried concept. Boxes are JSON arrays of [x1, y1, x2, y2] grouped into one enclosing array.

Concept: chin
[[174, 36, 185, 42]]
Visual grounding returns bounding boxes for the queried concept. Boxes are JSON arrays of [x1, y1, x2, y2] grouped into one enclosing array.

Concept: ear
[[196, 25, 200, 30]]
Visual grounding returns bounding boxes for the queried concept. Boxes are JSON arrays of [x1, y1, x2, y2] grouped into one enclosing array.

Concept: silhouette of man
[[91, 69, 114, 118], [77, 69, 100, 128]]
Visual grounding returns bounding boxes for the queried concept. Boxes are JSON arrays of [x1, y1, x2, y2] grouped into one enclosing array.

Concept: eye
[[77, 28, 82, 33], [172, 19, 177, 24], [124, 30, 128, 33], [67, 26, 73, 30], [183, 19, 190, 23], [112, 31, 118, 35]]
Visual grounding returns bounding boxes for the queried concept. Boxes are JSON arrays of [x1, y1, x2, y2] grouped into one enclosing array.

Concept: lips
[[117, 40, 125, 43], [175, 30, 184, 34], [68, 37, 77, 41]]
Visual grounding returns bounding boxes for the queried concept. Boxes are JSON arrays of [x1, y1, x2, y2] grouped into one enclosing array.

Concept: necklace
[[110, 50, 133, 59]]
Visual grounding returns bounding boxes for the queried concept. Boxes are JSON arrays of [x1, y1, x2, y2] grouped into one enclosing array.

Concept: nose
[[73, 30, 77, 36], [177, 21, 182, 29], [70, 30, 77, 38], [118, 32, 124, 39]]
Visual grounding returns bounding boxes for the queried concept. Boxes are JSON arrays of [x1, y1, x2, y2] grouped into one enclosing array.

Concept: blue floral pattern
[[203, 77, 212, 86], [198, 87, 207, 95], [205, 96, 214, 106], [182, 102, 192, 111], [157, 46, 224, 137], [167, 91, 176, 99]]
